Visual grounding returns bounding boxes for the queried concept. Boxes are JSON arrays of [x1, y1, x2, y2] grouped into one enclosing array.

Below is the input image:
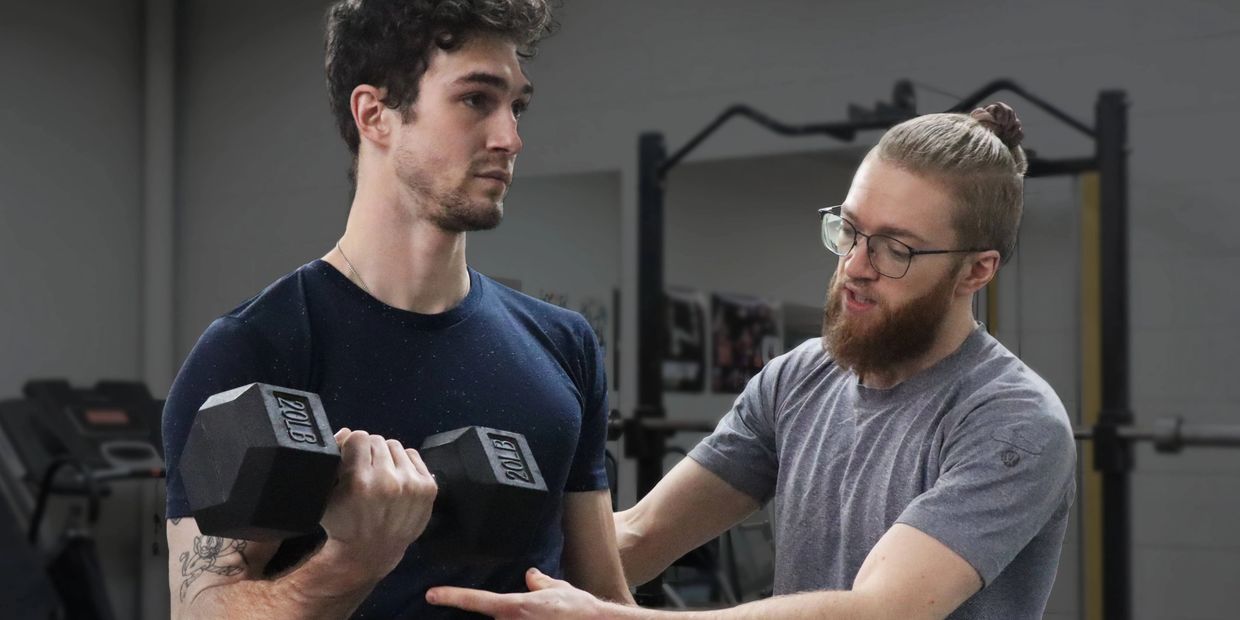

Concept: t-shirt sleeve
[[686, 354, 785, 504], [562, 317, 610, 493], [162, 316, 277, 519], [896, 396, 1077, 585]]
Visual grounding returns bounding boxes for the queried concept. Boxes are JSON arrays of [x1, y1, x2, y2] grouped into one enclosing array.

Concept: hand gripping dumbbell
[[179, 383, 548, 561]]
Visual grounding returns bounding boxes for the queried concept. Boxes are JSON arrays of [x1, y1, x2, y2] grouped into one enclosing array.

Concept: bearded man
[[427, 103, 1078, 620]]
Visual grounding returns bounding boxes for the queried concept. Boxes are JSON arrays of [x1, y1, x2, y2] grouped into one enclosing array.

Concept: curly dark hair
[[324, 0, 556, 180]]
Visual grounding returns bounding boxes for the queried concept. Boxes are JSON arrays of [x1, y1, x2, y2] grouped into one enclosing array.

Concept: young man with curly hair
[[162, 1, 631, 617]]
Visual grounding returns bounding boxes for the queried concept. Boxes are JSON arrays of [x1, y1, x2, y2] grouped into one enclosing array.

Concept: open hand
[[426, 568, 613, 619]]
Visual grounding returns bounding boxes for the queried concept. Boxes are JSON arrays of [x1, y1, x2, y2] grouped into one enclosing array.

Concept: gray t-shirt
[[688, 326, 1076, 618]]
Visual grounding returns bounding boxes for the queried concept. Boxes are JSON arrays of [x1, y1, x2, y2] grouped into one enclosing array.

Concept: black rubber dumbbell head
[[181, 383, 339, 541], [419, 426, 548, 560]]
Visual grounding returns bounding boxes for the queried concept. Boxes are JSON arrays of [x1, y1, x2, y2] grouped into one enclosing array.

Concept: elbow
[[171, 594, 204, 620], [613, 509, 650, 586], [848, 586, 951, 620], [614, 508, 642, 555]]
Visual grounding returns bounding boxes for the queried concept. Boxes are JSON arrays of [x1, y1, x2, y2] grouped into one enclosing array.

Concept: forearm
[[614, 508, 676, 587], [178, 540, 381, 620], [599, 590, 893, 620], [561, 490, 636, 605], [565, 560, 636, 607], [615, 460, 760, 587], [565, 539, 636, 605]]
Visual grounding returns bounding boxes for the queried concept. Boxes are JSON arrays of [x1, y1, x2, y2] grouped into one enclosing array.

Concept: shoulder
[[219, 262, 320, 329], [761, 336, 836, 388], [951, 332, 1074, 452], [780, 337, 831, 372], [736, 337, 844, 412], [187, 262, 322, 369], [478, 273, 596, 343]]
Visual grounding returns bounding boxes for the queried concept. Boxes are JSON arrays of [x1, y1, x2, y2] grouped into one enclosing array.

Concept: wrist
[[295, 538, 385, 598], [600, 598, 656, 620]]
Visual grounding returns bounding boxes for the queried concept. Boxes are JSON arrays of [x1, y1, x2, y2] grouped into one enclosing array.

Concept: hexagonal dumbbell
[[180, 383, 548, 561]]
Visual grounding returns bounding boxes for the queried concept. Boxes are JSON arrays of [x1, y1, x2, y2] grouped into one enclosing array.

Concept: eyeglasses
[[818, 206, 986, 279]]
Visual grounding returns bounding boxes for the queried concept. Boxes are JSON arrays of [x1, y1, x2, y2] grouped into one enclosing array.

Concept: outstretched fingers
[[425, 586, 515, 616]]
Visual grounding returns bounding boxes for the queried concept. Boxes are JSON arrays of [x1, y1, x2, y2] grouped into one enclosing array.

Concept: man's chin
[[461, 210, 503, 232], [432, 204, 503, 233]]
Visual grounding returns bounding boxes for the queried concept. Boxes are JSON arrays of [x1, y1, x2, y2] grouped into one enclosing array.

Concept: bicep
[[899, 410, 1077, 584], [631, 457, 761, 540], [852, 523, 982, 619], [561, 490, 633, 603], [166, 517, 279, 616]]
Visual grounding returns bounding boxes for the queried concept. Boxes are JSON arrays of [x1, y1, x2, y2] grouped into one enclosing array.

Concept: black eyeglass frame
[[817, 206, 990, 279]]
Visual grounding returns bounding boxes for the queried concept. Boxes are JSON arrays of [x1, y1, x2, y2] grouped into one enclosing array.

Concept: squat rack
[[612, 79, 1227, 618]]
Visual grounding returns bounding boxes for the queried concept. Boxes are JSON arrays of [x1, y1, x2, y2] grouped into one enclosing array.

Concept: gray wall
[[0, 1, 158, 618], [4, 0, 1240, 617], [174, 0, 349, 355], [0, 1, 144, 396]]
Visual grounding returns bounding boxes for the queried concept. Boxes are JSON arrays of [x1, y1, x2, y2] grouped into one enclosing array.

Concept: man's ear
[[351, 84, 394, 149], [956, 250, 1001, 297]]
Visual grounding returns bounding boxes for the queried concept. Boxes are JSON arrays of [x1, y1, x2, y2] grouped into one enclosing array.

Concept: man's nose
[[842, 235, 878, 280]]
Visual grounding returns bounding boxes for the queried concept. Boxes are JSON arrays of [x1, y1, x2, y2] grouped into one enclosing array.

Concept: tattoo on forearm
[[170, 518, 182, 525], [178, 536, 249, 602]]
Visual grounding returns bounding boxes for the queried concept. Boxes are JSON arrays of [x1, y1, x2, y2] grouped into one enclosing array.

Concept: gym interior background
[[2, 0, 1237, 618]]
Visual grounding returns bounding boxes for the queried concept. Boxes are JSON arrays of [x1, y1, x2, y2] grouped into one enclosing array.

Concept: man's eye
[[881, 240, 912, 261], [464, 93, 493, 110], [512, 101, 529, 118]]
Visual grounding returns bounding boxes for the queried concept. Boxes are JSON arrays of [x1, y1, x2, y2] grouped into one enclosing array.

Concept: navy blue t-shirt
[[163, 260, 609, 618]]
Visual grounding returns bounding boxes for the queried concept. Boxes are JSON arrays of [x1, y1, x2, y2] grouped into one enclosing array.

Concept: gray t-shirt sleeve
[[896, 394, 1077, 585], [687, 347, 799, 504]]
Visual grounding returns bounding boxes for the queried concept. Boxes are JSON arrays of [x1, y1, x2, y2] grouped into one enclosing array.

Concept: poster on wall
[[577, 295, 611, 359], [663, 288, 707, 392], [711, 293, 782, 394]]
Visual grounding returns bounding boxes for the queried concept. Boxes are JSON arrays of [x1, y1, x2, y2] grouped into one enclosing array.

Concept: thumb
[[525, 567, 561, 591]]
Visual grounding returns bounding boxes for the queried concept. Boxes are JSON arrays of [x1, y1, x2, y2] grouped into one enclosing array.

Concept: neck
[[857, 301, 979, 389], [323, 180, 471, 314]]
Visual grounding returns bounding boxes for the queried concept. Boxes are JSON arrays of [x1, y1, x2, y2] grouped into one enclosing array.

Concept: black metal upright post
[[1095, 90, 1132, 620], [634, 132, 669, 606]]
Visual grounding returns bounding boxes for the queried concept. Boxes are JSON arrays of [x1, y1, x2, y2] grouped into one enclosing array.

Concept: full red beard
[[821, 267, 959, 377]]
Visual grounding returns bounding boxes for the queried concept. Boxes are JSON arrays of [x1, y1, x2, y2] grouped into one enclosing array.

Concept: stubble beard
[[395, 147, 506, 233], [821, 268, 958, 377], [426, 186, 504, 233]]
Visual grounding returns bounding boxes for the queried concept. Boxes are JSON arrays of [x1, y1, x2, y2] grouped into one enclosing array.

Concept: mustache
[[471, 159, 514, 173], [830, 276, 878, 304]]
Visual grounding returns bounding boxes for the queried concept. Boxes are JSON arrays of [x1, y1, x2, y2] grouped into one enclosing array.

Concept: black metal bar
[[1096, 90, 1132, 620], [661, 81, 1097, 180], [659, 105, 905, 177], [636, 131, 669, 483], [635, 132, 669, 607], [1174, 425, 1240, 446], [946, 79, 1097, 139], [1072, 421, 1240, 448], [1026, 157, 1098, 178]]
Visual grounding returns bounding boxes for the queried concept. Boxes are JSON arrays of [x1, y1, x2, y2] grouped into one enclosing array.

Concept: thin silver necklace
[[335, 240, 373, 296]]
